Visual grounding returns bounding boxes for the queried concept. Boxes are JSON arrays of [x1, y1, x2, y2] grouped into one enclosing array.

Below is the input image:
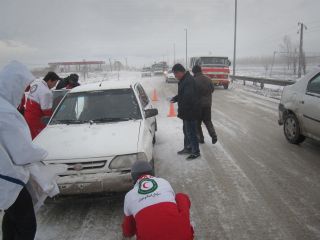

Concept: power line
[[307, 24, 320, 29], [305, 20, 320, 25], [258, 26, 298, 43]]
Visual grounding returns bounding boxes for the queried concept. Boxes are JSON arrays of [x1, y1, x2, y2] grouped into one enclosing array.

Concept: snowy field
[[1, 71, 320, 240]]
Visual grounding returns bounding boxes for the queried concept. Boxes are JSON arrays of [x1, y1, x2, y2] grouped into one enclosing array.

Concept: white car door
[[301, 73, 320, 139]]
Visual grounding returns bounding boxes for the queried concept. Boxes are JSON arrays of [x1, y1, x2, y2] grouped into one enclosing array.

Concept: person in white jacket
[[0, 61, 52, 240]]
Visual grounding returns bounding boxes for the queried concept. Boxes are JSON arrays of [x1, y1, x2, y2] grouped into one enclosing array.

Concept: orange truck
[[190, 56, 231, 89]]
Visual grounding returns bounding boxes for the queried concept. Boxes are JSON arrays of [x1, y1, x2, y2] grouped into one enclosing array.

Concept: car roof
[[191, 56, 229, 59], [198, 56, 228, 58], [70, 81, 138, 93]]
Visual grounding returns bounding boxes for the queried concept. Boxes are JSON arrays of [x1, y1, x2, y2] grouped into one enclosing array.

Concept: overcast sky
[[1, 0, 319, 68]]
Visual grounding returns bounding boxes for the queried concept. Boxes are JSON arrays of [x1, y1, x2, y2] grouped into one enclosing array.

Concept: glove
[[171, 96, 178, 103], [27, 162, 67, 197]]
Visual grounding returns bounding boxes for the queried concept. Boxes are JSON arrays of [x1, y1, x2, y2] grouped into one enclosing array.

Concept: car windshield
[[52, 89, 69, 111], [200, 57, 228, 66], [50, 88, 142, 124]]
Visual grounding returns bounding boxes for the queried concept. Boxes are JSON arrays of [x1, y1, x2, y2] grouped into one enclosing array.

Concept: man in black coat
[[171, 64, 201, 160], [56, 74, 80, 90], [192, 65, 218, 144]]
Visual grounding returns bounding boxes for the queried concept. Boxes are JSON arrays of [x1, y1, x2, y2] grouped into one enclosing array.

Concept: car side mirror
[[145, 109, 158, 118], [41, 116, 51, 125]]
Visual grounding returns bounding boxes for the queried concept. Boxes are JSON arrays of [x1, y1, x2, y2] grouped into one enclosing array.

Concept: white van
[[278, 68, 320, 144]]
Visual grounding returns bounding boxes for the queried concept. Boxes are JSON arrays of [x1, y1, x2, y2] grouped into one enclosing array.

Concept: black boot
[[186, 152, 201, 160], [212, 137, 218, 144], [177, 148, 192, 155]]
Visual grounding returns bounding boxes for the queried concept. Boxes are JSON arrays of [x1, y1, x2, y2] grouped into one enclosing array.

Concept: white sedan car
[[34, 81, 158, 195], [165, 70, 178, 83], [279, 67, 320, 144]]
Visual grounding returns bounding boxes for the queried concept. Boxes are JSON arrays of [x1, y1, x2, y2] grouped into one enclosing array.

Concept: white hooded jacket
[[0, 61, 48, 210]]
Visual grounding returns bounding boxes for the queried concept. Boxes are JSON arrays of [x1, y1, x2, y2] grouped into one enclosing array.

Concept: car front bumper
[[167, 78, 178, 83], [57, 171, 133, 195], [142, 73, 152, 77]]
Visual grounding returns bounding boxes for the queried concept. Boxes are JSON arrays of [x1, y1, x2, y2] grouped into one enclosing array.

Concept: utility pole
[[270, 51, 277, 77], [298, 22, 307, 78], [173, 43, 176, 65], [185, 28, 188, 69], [232, 0, 238, 83]]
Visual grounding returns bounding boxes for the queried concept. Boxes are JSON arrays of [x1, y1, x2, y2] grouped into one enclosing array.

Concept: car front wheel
[[284, 113, 305, 144]]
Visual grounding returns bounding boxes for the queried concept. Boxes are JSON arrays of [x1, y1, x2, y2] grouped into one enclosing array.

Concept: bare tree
[[280, 35, 293, 70]]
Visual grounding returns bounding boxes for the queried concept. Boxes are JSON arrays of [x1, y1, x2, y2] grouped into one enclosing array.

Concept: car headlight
[[109, 153, 148, 170]]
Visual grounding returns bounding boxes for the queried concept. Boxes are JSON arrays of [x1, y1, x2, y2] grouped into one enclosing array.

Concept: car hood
[[34, 120, 142, 160]]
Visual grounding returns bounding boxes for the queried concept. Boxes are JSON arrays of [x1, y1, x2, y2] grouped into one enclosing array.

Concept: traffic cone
[[167, 102, 177, 117], [151, 89, 159, 101]]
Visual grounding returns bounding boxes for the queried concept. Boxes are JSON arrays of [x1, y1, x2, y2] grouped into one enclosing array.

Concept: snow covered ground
[[1, 71, 320, 240]]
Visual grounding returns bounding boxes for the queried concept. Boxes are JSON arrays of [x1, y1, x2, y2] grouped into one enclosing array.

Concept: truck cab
[[190, 56, 231, 89]]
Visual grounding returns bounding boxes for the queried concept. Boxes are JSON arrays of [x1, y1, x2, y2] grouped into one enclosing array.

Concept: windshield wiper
[[51, 119, 88, 125], [90, 117, 133, 123]]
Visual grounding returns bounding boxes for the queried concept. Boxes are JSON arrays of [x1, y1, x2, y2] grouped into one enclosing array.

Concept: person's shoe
[[186, 153, 201, 160], [177, 148, 192, 155], [212, 137, 218, 144], [199, 139, 205, 144]]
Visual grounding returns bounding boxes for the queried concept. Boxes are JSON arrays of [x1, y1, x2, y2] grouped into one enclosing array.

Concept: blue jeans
[[183, 120, 200, 154]]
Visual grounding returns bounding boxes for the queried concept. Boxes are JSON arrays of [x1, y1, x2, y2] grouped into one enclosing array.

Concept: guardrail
[[230, 75, 296, 89]]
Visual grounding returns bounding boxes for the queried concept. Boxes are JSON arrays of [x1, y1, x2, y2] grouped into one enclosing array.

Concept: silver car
[[279, 68, 320, 144]]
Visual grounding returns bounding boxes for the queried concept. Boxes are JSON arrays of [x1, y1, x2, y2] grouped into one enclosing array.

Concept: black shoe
[[177, 148, 192, 155], [199, 139, 205, 144], [186, 153, 201, 160], [212, 137, 218, 144]]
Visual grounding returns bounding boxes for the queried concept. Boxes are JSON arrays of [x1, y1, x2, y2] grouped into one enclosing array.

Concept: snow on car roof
[[70, 81, 136, 93], [194, 56, 229, 59]]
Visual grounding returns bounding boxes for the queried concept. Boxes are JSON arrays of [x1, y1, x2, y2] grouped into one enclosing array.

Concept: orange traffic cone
[[151, 89, 159, 101], [167, 102, 177, 117]]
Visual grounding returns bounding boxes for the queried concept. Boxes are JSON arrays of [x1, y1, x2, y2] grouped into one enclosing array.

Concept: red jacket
[[17, 86, 30, 115], [24, 80, 53, 139], [122, 175, 194, 240]]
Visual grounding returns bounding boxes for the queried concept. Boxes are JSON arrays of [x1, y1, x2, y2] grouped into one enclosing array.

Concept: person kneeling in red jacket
[[122, 161, 194, 240]]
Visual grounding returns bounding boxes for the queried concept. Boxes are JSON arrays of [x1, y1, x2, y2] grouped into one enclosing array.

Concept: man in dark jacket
[[56, 74, 80, 90], [192, 65, 218, 144], [171, 64, 201, 160]]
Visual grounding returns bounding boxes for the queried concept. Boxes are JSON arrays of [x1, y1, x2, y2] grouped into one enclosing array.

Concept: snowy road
[[1, 73, 320, 240]]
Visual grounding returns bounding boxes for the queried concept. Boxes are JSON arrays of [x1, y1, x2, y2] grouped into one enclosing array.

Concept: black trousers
[[183, 120, 200, 154], [197, 107, 217, 141], [2, 187, 37, 240]]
